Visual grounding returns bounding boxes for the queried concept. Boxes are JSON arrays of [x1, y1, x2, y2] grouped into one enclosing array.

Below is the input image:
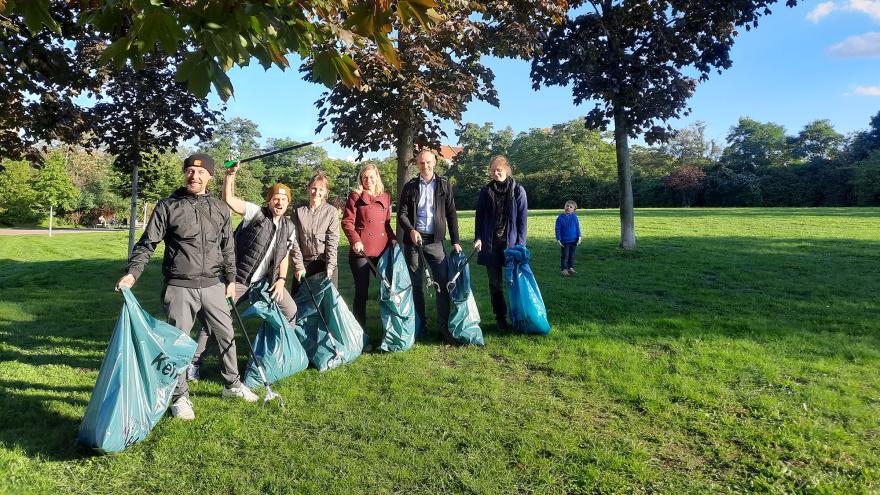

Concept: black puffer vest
[[233, 206, 292, 284]]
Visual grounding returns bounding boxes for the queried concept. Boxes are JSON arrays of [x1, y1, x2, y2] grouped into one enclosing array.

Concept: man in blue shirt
[[398, 150, 462, 344]]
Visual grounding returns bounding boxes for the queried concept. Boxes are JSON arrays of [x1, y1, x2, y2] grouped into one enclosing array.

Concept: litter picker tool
[[362, 251, 406, 305], [223, 135, 336, 168], [446, 247, 479, 293], [228, 296, 283, 406], [416, 241, 441, 294]]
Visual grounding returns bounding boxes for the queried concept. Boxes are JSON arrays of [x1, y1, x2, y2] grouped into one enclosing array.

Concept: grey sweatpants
[[191, 281, 296, 367], [163, 283, 241, 401]]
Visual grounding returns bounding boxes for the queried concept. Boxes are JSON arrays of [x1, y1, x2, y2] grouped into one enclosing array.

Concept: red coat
[[341, 191, 396, 257]]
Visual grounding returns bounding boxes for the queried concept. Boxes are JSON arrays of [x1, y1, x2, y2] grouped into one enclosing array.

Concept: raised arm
[[223, 162, 247, 216]]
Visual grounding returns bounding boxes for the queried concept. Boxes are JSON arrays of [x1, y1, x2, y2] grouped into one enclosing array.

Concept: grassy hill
[[1, 208, 878, 494]]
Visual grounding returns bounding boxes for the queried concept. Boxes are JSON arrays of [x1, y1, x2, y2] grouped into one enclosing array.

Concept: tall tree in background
[[451, 123, 515, 207], [33, 150, 78, 236], [531, 0, 798, 250], [307, 0, 567, 201], [721, 118, 791, 172], [792, 120, 845, 161], [90, 53, 221, 256]]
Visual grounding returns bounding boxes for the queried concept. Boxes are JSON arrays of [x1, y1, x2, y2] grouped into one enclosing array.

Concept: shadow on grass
[[0, 378, 96, 461]]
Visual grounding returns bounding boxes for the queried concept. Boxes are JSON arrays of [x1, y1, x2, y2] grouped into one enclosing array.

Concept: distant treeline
[[449, 113, 880, 210], [3, 113, 879, 226]]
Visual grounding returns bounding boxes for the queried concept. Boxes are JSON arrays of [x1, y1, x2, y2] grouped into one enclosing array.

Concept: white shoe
[[171, 396, 195, 420], [222, 384, 259, 402]]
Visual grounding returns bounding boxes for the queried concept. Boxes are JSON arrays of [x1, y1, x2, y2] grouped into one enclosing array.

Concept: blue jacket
[[475, 180, 528, 266], [555, 213, 581, 243]]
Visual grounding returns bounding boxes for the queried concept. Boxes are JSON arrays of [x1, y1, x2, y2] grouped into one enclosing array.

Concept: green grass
[[1, 207, 879, 494]]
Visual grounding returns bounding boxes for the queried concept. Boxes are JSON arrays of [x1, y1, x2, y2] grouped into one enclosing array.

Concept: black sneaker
[[496, 319, 512, 332]]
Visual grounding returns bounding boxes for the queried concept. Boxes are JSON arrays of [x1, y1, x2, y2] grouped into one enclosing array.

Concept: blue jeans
[[560, 242, 577, 270]]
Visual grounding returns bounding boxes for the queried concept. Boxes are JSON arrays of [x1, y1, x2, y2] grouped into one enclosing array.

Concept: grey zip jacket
[[126, 187, 236, 288]]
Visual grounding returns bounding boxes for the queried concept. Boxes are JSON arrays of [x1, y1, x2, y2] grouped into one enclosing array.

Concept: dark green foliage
[[853, 152, 880, 206]]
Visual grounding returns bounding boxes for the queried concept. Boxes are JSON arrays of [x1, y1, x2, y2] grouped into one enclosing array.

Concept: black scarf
[[487, 178, 512, 241]]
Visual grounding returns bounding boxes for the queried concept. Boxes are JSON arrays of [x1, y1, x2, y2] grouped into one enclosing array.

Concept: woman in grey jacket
[[290, 171, 340, 292]]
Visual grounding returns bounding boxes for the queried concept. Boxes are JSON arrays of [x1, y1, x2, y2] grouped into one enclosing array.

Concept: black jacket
[[127, 188, 236, 288], [397, 174, 460, 245]]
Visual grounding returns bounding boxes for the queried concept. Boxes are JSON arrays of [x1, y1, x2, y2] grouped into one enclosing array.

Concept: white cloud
[[828, 31, 880, 57], [853, 85, 880, 95], [807, 2, 837, 22], [850, 0, 880, 21]]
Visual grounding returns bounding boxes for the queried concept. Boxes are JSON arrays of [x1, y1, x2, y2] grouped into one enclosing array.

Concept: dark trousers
[[404, 235, 452, 341], [486, 240, 508, 322], [349, 253, 381, 329], [290, 259, 338, 296], [560, 242, 577, 270]]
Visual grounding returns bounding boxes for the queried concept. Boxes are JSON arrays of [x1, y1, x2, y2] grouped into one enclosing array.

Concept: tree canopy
[[531, 0, 799, 249]]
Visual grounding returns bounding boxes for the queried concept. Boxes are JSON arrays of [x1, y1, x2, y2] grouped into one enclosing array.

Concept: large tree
[[89, 53, 221, 256], [531, 0, 798, 250], [306, 0, 566, 200]]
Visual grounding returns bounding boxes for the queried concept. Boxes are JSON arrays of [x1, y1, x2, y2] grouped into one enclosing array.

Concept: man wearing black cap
[[116, 153, 258, 421]]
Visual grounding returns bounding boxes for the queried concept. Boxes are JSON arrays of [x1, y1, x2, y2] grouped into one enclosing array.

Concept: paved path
[[0, 228, 129, 236]]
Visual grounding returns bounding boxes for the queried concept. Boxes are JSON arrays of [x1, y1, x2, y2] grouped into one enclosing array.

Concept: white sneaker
[[222, 384, 259, 402], [171, 396, 195, 421]]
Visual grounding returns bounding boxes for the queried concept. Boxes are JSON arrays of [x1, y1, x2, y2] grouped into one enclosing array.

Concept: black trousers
[[486, 239, 508, 322], [348, 253, 381, 329], [290, 259, 338, 296], [404, 235, 452, 342]]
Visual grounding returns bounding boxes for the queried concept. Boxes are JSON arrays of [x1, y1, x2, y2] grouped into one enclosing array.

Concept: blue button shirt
[[416, 176, 436, 234]]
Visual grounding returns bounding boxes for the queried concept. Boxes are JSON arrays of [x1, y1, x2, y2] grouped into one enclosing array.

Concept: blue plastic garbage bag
[[447, 251, 485, 345], [292, 273, 368, 370], [376, 245, 417, 352], [240, 281, 309, 389], [504, 245, 551, 335], [78, 288, 197, 453]]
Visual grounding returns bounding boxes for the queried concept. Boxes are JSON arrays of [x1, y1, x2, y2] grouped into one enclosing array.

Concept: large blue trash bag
[[504, 245, 551, 335], [240, 281, 309, 389], [376, 244, 417, 352], [78, 287, 196, 453], [447, 251, 485, 345], [292, 273, 368, 370]]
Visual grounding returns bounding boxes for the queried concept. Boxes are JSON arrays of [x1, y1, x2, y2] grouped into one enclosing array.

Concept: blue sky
[[213, 1, 880, 159]]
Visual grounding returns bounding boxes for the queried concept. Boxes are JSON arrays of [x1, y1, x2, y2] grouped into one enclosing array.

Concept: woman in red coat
[[341, 163, 396, 327]]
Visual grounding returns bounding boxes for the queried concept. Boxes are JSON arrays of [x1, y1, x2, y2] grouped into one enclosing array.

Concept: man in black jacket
[[116, 154, 258, 421], [398, 149, 461, 344]]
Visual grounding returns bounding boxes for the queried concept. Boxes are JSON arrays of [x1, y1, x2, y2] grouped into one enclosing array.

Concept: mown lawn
[[1, 208, 879, 494]]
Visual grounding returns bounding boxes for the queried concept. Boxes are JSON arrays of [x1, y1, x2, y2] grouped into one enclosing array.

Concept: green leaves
[[134, 10, 183, 55], [312, 51, 360, 88], [5, 0, 59, 33]]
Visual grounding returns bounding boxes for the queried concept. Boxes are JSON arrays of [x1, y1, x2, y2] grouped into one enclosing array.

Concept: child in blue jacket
[[555, 200, 581, 276]]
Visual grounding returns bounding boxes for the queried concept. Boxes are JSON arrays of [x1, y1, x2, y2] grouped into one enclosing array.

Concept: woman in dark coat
[[473, 155, 528, 331], [341, 163, 396, 327]]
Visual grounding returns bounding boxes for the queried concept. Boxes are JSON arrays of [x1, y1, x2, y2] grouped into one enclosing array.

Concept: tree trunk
[[142, 201, 148, 227], [49, 205, 53, 237], [127, 159, 140, 258], [613, 104, 636, 250], [395, 111, 415, 201], [394, 109, 415, 238]]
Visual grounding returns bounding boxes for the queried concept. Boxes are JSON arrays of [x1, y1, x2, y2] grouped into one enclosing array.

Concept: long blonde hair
[[354, 163, 385, 195]]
